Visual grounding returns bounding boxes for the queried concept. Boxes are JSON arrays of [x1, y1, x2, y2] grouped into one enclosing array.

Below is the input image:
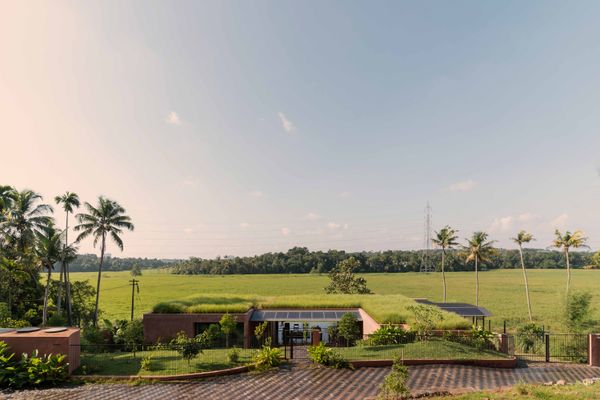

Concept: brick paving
[[3, 363, 600, 400]]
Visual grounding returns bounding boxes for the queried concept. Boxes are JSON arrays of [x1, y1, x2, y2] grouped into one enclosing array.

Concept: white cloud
[[306, 212, 321, 221], [278, 112, 295, 132], [166, 111, 181, 125], [240, 222, 250, 228], [327, 222, 342, 230], [183, 227, 194, 234], [281, 227, 291, 236], [449, 179, 476, 192], [489, 216, 513, 233], [550, 213, 569, 229], [249, 190, 263, 198], [339, 191, 351, 198], [517, 212, 538, 223]]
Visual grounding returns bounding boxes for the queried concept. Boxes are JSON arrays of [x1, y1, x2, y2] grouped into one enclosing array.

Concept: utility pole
[[129, 279, 140, 321]]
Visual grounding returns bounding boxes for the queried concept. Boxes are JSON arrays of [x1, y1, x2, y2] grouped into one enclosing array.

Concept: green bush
[[152, 302, 186, 314], [516, 323, 544, 353], [368, 326, 415, 345], [141, 355, 153, 371], [307, 342, 349, 369], [470, 326, 495, 350], [0, 341, 68, 389], [227, 347, 240, 363], [170, 331, 203, 365], [253, 345, 281, 371], [47, 313, 67, 327], [113, 319, 144, 351], [378, 355, 409, 399]]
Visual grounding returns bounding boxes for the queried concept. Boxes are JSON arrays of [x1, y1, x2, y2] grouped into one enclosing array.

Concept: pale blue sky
[[2, 1, 600, 258]]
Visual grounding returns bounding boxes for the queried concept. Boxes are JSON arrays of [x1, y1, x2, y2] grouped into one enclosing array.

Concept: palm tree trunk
[[66, 263, 73, 326], [441, 250, 447, 303], [565, 249, 571, 295], [93, 232, 106, 327], [475, 255, 479, 307], [518, 245, 533, 322], [42, 266, 51, 325], [56, 264, 63, 316]]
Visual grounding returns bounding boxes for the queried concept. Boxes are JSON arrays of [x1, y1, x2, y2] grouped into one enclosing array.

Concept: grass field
[[430, 382, 600, 399], [69, 269, 600, 331]]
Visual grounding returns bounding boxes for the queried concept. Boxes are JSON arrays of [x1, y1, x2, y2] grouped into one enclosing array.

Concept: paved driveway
[[3, 363, 600, 400]]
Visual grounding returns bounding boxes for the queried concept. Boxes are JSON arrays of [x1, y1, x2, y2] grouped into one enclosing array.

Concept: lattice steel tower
[[419, 202, 435, 273]]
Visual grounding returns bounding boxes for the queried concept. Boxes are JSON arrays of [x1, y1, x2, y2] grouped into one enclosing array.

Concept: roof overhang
[[250, 309, 362, 322]]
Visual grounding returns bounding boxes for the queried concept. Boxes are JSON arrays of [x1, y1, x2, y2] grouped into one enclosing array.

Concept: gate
[[283, 328, 314, 360], [512, 333, 588, 363]]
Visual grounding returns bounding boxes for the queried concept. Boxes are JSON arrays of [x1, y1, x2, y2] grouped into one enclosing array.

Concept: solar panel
[[300, 312, 311, 319], [288, 312, 300, 319], [275, 312, 287, 319], [263, 311, 276, 319], [312, 312, 324, 319], [324, 312, 336, 319]]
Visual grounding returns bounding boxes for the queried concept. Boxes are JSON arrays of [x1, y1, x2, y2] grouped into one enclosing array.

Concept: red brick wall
[[143, 310, 254, 347]]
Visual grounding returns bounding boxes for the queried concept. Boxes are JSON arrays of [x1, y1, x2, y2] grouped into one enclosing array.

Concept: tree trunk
[[441, 249, 447, 303], [93, 232, 106, 327], [42, 266, 52, 325], [56, 212, 69, 316], [475, 255, 479, 307], [518, 245, 533, 322], [66, 262, 73, 326], [565, 249, 571, 295]]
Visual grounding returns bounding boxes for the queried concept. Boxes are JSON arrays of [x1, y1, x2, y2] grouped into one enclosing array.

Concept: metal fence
[[76, 344, 256, 376], [511, 333, 588, 363], [283, 331, 505, 361]]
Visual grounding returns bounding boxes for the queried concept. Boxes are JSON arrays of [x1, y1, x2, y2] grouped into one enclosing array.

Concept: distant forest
[[69, 254, 178, 272], [171, 247, 598, 275]]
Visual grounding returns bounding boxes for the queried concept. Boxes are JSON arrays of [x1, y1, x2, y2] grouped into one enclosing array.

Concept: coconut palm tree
[[552, 230, 588, 294], [75, 197, 134, 327], [431, 226, 459, 302], [464, 232, 495, 306], [511, 230, 534, 322], [3, 189, 53, 252], [34, 222, 62, 326], [54, 192, 80, 323]]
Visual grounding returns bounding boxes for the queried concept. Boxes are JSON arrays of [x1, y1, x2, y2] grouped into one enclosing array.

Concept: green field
[[70, 269, 600, 331]]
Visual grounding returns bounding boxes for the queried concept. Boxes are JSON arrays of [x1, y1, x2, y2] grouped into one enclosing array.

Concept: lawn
[[337, 339, 508, 360], [429, 382, 600, 399], [78, 347, 256, 376], [69, 269, 600, 331]]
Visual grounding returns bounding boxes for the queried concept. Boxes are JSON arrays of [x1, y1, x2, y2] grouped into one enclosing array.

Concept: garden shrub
[[516, 323, 544, 353], [227, 347, 240, 363], [307, 343, 349, 369], [337, 313, 361, 346], [141, 355, 153, 371], [378, 355, 409, 399], [368, 326, 415, 345], [564, 291, 597, 333], [406, 305, 443, 337], [470, 326, 495, 350], [0, 341, 68, 389], [198, 324, 224, 348], [170, 331, 203, 365], [113, 319, 144, 351], [152, 302, 186, 314], [253, 345, 281, 371]]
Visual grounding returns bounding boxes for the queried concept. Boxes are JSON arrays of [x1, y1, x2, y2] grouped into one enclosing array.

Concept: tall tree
[[511, 230, 534, 322], [3, 189, 53, 252], [431, 226, 459, 302], [75, 197, 134, 327], [552, 230, 588, 294], [464, 232, 495, 306], [34, 222, 62, 326], [54, 192, 80, 324]]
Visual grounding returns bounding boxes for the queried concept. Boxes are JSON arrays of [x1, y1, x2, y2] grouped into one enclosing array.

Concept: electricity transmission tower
[[419, 202, 435, 273]]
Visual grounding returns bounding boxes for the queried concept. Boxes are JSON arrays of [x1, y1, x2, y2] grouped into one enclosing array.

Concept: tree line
[[170, 245, 597, 275], [68, 254, 176, 272]]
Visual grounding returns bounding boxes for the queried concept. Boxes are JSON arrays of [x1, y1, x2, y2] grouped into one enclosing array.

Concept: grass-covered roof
[[152, 293, 470, 329]]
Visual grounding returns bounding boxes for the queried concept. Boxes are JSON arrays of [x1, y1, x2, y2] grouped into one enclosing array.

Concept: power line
[[420, 202, 435, 273]]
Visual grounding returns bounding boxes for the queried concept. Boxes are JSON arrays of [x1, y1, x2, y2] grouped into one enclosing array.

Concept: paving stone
[[2, 363, 600, 400]]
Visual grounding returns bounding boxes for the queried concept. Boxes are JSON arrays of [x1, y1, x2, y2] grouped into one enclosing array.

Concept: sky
[[2, 1, 600, 259]]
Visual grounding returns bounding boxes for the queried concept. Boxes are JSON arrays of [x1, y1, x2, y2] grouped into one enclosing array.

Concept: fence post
[[545, 333, 550, 363], [290, 336, 294, 360], [503, 320, 506, 334], [589, 334, 600, 367]]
